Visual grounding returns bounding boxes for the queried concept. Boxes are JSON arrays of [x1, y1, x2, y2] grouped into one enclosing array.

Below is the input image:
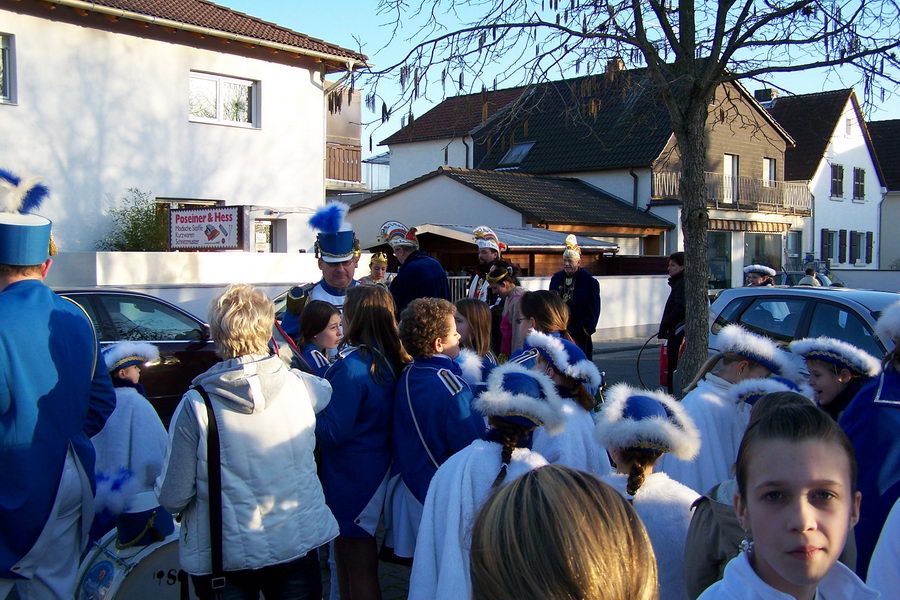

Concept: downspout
[[461, 137, 470, 169], [629, 168, 639, 209]]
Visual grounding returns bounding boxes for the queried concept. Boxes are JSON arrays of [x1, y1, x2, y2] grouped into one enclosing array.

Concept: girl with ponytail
[[594, 383, 701, 600], [408, 363, 564, 600]]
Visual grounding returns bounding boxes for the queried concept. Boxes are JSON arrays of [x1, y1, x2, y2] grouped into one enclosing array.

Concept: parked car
[[708, 286, 899, 359], [773, 271, 833, 287], [55, 288, 220, 425]]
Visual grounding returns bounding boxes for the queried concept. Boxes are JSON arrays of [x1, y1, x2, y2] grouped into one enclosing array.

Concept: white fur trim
[[456, 348, 484, 385], [715, 324, 796, 378], [726, 377, 812, 407], [876, 300, 900, 344], [474, 362, 565, 434], [595, 383, 700, 461], [790, 337, 882, 377], [102, 341, 160, 371], [566, 359, 603, 392], [525, 330, 601, 388], [742, 264, 776, 277]]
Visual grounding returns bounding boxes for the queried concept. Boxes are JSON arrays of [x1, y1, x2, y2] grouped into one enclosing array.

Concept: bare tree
[[352, 0, 899, 387]]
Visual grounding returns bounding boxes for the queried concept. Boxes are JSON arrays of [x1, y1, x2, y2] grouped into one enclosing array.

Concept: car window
[[96, 294, 205, 342], [60, 294, 117, 341], [737, 298, 807, 343], [711, 297, 750, 334], [808, 302, 883, 357]]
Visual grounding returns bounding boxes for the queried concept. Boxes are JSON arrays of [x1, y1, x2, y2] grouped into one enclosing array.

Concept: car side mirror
[[201, 323, 212, 340]]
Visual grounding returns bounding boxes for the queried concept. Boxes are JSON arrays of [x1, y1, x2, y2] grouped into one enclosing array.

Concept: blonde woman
[[157, 284, 337, 600], [470, 465, 658, 600]]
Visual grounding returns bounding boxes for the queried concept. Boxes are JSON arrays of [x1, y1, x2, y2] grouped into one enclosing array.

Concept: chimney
[[605, 57, 625, 80], [754, 88, 778, 107]]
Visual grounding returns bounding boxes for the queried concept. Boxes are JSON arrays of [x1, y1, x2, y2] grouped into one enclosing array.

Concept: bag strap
[[404, 367, 440, 469], [194, 385, 226, 593]]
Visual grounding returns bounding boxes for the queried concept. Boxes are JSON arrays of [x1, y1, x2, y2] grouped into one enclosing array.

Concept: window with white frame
[[830, 164, 844, 198], [189, 72, 258, 126], [762, 157, 776, 187], [853, 168, 865, 200], [1, 34, 15, 104]]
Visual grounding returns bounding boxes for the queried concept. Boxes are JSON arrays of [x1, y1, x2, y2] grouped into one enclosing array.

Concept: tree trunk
[[673, 103, 710, 395]]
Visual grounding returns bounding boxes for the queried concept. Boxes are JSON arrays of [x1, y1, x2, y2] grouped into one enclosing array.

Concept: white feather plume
[[456, 348, 484, 386], [876, 300, 900, 345], [595, 383, 701, 461]]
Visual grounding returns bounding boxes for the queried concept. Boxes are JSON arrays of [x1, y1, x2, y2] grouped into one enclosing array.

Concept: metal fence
[[448, 276, 469, 302]]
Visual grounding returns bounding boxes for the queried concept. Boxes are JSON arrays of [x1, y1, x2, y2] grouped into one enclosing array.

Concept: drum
[[77, 526, 196, 600]]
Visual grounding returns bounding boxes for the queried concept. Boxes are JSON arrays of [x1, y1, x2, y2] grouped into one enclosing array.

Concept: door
[[724, 153, 739, 203]]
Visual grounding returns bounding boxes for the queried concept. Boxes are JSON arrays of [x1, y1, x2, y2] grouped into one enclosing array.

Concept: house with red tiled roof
[[0, 0, 365, 252], [868, 119, 900, 268], [767, 89, 885, 271], [379, 63, 812, 288]]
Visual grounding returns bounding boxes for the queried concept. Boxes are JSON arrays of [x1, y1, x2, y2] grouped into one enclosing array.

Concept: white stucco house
[[868, 119, 900, 269], [380, 66, 812, 288], [0, 0, 365, 253], [767, 89, 885, 270]]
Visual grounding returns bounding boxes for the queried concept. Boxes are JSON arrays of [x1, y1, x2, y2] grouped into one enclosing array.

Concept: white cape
[[408, 439, 548, 600], [866, 497, 899, 597], [659, 374, 745, 495], [533, 398, 611, 476], [604, 471, 700, 600]]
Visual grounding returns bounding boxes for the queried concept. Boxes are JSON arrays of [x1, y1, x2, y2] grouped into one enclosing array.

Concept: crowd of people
[[2, 187, 899, 600]]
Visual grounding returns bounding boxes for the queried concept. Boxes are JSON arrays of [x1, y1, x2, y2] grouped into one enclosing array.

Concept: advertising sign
[[170, 207, 241, 250]]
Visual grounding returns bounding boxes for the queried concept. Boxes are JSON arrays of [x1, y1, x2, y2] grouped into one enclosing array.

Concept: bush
[[97, 188, 168, 251]]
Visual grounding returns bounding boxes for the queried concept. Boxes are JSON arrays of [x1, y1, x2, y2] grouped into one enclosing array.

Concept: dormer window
[[499, 141, 535, 166]]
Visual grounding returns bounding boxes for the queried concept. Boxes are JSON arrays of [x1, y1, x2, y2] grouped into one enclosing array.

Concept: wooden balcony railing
[[652, 171, 811, 214], [326, 142, 362, 183]]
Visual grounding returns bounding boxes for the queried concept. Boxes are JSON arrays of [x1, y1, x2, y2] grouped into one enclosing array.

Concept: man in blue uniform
[[380, 220, 450, 314], [281, 201, 359, 340], [0, 171, 116, 599], [549, 235, 600, 358]]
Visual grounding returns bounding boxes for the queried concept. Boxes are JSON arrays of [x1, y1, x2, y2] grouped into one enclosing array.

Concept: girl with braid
[[595, 383, 701, 600], [408, 363, 565, 600]]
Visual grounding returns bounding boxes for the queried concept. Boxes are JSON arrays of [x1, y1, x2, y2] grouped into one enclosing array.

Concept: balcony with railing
[[325, 141, 363, 188], [652, 171, 811, 215]]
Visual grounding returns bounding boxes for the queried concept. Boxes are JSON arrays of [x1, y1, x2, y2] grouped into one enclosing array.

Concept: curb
[[592, 341, 662, 356]]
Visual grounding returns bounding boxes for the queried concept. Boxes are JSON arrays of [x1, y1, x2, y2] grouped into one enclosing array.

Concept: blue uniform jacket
[[392, 355, 485, 504], [549, 268, 601, 334], [389, 251, 450, 315], [839, 367, 900, 576], [0, 280, 116, 577], [316, 347, 396, 533], [300, 342, 331, 377]]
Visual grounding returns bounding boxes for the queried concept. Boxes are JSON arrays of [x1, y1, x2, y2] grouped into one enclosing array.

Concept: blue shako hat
[[727, 376, 814, 408], [525, 330, 603, 395], [102, 341, 160, 373], [790, 336, 882, 378], [0, 169, 53, 266], [309, 201, 359, 263], [474, 362, 565, 434], [714, 324, 798, 379], [595, 383, 700, 460]]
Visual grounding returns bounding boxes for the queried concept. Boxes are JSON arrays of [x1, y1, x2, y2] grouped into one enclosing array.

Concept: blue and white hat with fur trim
[[474, 362, 565, 434], [727, 376, 814, 408], [875, 300, 900, 344], [743, 264, 776, 277], [594, 383, 700, 460], [102, 341, 160, 373], [525, 330, 603, 394], [715, 324, 797, 379], [790, 336, 882, 378]]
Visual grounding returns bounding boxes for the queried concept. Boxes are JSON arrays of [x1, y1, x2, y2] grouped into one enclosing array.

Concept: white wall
[[522, 275, 670, 339], [807, 99, 882, 269], [879, 191, 900, 269], [0, 10, 327, 253], [554, 168, 652, 208], [830, 269, 900, 292], [387, 138, 471, 187], [45, 251, 374, 316], [350, 175, 525, 242]]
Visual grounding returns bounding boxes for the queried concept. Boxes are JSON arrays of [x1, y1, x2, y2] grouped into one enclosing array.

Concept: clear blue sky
[[219, 0, 900, 157]]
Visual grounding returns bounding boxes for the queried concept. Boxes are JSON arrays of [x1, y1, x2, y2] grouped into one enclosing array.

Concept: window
[[744, 233, 782, 272], [820, 228, 839, 262], [786, 231, 802, 269], [708, 231, 732, 289], [1, 34, 15, 104], [189, 72, 258, 127], [723, 154, 740, 202], [808, 302, 882, 357], [853, 168, 865, 200], [737, 298, 808, 344], [96, 294, 205, 341], [762, 157, 776, 187], [846, 118, 853, 135], [830, 164, 844, 198], [499, 141, 535, 166]]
